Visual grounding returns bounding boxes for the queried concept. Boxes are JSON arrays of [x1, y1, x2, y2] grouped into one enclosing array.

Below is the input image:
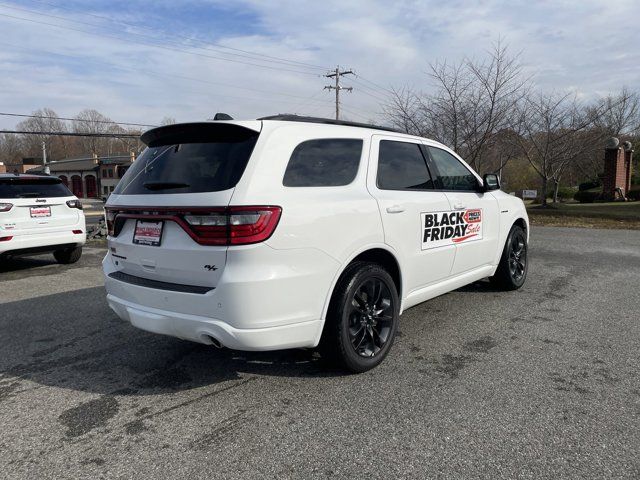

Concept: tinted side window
[[377, 140, 434, 190], [428, 147, 478, 191], [283, 138, 362, 187]]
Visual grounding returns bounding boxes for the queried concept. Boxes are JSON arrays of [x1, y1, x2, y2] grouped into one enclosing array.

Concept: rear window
[[114, 128, 259, 195], [283, 138, 363, 187], [0, 177, 73, 198]]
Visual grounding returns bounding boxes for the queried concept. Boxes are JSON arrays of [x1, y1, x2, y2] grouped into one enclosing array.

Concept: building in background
[[0, 157, 44, 174], [27, 153, 135, 200]]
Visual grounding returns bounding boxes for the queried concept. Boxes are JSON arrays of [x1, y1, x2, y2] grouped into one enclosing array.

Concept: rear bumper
[[0, 229, 86, 256], [106, 294, 323, 350], [103, 243, 339, 351]]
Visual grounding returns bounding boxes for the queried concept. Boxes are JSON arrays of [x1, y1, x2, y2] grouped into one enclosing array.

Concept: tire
[[490, 225, 528, 290], [320, 261, 399, 373], [53, 246, 83, 264]]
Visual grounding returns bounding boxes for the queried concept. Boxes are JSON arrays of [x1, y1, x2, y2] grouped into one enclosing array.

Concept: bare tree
[[592, 87, 640, 136], [72, 109, 118, 155], [0, 133, 23, 165], [383, 87, 427, 136], [160, 116, 177, 126], [384, 42, 528, 174], [510, 92, 619, 205], [15, 108, 69, 160]]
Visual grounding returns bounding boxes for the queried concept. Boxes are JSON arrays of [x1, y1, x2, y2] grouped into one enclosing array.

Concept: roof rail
[[258, 114, 403, 134]]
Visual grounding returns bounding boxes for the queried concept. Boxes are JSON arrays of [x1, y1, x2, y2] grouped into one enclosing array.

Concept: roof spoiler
[[140, 122, 259, 147]]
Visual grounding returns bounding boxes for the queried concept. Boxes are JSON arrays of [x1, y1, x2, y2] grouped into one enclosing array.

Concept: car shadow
[[0, 254, 58, 273], [455, 278, 507, 293], [0, 287, 343, 397]]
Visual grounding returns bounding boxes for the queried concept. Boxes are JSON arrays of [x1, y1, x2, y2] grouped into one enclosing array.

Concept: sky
[[1, 0, 639, 129]]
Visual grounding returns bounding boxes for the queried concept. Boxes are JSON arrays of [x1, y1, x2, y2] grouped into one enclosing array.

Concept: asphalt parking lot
[[1, 227, 638, 479]]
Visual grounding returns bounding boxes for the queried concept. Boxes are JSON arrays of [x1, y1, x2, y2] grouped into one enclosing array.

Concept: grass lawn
[[526, 201, 640, 229]]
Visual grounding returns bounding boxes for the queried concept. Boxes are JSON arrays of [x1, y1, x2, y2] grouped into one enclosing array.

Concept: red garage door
[[71, 175, 83, 198], [85, 175, 97, 198]]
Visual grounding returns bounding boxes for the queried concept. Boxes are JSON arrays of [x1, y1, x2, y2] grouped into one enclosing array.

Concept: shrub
[[627, 188, 640, 201], [553, 186, 578, 200], [579, 179, 602, 191], [574, 190, 600, 203]]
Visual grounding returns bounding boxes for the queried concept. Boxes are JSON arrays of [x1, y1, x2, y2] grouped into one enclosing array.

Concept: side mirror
[[482, 173, 500, 192]]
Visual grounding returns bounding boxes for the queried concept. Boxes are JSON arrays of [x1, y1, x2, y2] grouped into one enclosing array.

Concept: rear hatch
[[0, 176, 80, 235], [105, 122, 264, 290]]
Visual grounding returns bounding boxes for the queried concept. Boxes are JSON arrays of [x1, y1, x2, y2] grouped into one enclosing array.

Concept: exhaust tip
[[208, 336, 224, 349]]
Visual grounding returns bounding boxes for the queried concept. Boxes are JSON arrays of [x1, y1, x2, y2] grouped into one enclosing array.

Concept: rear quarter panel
[[230, 124, 384, 327], [231, 123, 384, 264]]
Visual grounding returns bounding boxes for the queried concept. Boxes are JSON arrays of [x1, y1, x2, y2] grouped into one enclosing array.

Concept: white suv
[[0, 174, 86, 264], [103, 115, 529, 372]]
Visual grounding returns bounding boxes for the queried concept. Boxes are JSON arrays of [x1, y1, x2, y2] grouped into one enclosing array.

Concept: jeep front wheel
[[53, 246, 83, 264]]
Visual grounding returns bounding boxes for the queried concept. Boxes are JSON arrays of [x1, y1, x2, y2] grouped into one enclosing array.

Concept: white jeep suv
[[103, 115, 529, 372], [0, 174, 86, 264]]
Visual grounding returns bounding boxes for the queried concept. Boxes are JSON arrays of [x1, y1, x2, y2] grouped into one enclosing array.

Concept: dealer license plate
[[133, 220, 164, 246], [30, 206, 51, 218]]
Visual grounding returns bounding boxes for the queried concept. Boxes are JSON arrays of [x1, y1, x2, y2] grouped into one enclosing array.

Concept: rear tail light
[[0, 236, 12, 242], [66, 199, 83, 210], [105, 206, 282, 245], [228, 207, 281, 245], [72, 230, 83, 234], [0, 203, 13, 212], [184, 207, 281, 245]]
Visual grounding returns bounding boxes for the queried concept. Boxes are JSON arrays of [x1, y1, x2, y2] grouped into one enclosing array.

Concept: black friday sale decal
[[421, 209, 482, 250]]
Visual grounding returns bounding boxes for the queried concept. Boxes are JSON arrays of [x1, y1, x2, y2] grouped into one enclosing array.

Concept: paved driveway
[[1, 227, 638, 479]]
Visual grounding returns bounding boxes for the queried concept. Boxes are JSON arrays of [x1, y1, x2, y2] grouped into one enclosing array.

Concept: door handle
[[386, 205, 405, 214], [453, 203, 466, 210]]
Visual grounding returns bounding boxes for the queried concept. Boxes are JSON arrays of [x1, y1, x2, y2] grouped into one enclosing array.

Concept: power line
[[0, 112, 155, 128], [24, 0, 329, 71], [354, 74, 395, 96], [324, 66, 354, 120], [0, 2, 326, 73], [0, 42, 336, 109], [0, 11, 323, 77], [0, 130, 139, 138], [0, 3, 324, 70], [349, 77, 391, 103]]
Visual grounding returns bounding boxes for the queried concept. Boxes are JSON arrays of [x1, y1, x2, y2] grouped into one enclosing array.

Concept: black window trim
[[422, 145, 481, 193], [282, 137, 364, 188], [375, 139, 437, 192]]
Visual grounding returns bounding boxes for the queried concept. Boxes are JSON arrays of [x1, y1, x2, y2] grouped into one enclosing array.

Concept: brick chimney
[[603, 137, 632, 201]]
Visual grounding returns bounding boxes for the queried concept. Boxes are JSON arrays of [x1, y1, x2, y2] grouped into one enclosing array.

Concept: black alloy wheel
[[320, 262, 399, 373], [491, 224, 528, 290], [348, 277, 394, 358], [508, 230, 527, 283]]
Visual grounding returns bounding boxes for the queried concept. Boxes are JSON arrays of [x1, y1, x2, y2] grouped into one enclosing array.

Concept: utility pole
[[324, 66, 354, 120], [42, 141, 50, 174]]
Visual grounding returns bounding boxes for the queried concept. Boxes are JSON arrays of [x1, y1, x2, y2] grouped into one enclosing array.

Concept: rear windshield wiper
[[143, 181, 190, 191]]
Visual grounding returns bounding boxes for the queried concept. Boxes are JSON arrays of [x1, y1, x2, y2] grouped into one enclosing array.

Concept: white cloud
[[0, 0, 639, 130]]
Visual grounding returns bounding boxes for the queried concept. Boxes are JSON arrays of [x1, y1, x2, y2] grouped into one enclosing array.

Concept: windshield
[[0, 177, 73, 198], [114, 135, 258, 195]]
